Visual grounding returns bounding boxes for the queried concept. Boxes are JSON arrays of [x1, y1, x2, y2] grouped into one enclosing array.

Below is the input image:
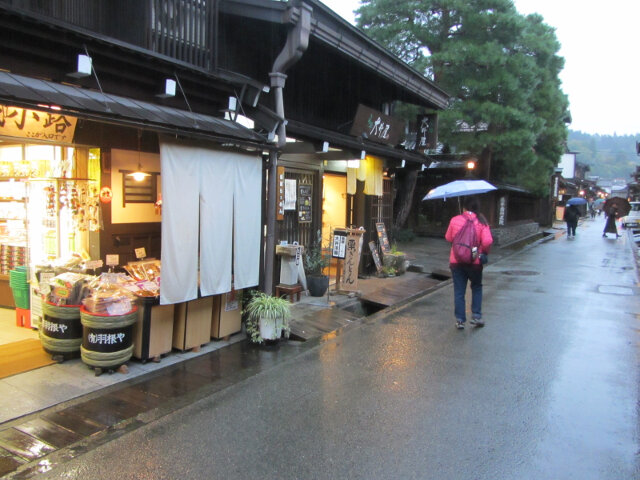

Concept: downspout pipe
[[264, 3, 312, 295]]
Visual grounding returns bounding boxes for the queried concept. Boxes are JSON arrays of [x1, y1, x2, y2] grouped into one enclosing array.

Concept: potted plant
[[304, 230, 330, 296], [382, 243, 407, 275], [244, 291, 291, 344]]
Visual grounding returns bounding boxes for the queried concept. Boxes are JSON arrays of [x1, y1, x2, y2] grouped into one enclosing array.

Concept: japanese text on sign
[[332, 230, 347, 259], [0, 105, 77, 142], [42, 319, 67, 334], [88, 332, 126, 345]]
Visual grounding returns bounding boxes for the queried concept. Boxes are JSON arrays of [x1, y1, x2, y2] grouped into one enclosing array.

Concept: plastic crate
[[11, 286, 30, 309]]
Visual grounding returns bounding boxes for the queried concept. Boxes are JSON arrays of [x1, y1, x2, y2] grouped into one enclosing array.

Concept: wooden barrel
[[39, 302, 82, 360], [80, 306, 138, 370]]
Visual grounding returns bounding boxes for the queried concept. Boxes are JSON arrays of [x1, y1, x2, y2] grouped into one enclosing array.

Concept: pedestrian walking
[[563, 204, 580, 238], [445, 196, 493, 330], [602, 206, 620, 238]]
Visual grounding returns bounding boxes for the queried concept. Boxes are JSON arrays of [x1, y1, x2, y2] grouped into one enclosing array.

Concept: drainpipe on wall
[[264, 3, 312, 295]]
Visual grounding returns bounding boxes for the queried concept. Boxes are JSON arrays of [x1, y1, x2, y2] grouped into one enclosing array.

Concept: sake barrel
[[40, 302, 82, 360], [80, 306, 138, 370]]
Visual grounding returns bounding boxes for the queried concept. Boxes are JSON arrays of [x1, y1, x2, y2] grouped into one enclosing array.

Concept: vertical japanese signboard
[[332, 229, 347, 259], [341, 233, 361, 291], [276, 166, 285, 220], [415, 113, 438, 152], [375, 222, 391, 254]]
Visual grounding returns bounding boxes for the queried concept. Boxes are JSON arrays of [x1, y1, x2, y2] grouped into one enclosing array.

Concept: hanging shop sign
[[350, 104, 404, 146], [298, 184, 312, 223], [415, 113, 438, 151], [0, 105, 77, 143]]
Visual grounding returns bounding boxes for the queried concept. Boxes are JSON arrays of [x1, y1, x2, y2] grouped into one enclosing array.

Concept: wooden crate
[[132, 298, 174, 361], [211, 291, 242, 340], [173, 296, 213, 351]]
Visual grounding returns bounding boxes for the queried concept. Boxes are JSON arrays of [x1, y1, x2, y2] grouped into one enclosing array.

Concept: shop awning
[[0, 71, 270, 148]]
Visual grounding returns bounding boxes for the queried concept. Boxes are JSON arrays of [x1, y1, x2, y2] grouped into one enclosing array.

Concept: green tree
[[357, 0, 569, 195]]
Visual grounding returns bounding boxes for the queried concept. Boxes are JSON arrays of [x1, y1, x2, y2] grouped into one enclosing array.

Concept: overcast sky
[[319, 0, 640, 136]]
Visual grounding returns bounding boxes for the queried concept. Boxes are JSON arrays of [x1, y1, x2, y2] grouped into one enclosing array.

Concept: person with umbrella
[[444, 196, 493, 330], [602, 197, 630, 238], [603, 206, 620, 238], [563, 199, 582, 238]]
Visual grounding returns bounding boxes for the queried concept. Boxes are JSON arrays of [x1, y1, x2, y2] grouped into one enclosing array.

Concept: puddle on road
[[597, 285, 635, 296]]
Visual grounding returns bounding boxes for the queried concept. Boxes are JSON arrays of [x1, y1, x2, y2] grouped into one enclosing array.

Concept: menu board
[[298, 184, 312, 223], [375, 222, 391, 254]]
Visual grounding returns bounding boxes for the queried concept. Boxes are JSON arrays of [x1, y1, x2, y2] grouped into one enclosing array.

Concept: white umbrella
[[423, 180, 497, 201]]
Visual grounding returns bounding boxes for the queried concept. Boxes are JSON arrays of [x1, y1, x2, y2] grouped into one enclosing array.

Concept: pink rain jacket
[[444, 211, 494, 266]]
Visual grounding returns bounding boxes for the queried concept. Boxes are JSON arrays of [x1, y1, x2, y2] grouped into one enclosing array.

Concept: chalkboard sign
[[298, 184, 312, 223], [375, 222, 391, 254], [369, 241, 382, 272]]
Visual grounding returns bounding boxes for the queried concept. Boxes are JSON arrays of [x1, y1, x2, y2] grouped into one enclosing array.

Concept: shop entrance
[[321, 173, 347, 272]]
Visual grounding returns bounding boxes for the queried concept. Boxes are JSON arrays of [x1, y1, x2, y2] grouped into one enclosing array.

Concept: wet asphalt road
[[35, 218, 639, 480]]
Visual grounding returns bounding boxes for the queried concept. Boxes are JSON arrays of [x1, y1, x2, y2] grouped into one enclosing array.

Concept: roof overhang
[[0, 71, 272, 150]]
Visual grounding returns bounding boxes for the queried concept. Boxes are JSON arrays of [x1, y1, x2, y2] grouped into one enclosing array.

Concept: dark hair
[[463, 196, 488, 225], [463, 196, 479, 212]]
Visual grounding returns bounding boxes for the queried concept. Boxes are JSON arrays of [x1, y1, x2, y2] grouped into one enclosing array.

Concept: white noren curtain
[[160, 141, 261, 304]]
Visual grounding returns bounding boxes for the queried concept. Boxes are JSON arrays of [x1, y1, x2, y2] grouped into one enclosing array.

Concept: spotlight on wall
[[156, 78, 177, 98], [67, 54, 92, 78]]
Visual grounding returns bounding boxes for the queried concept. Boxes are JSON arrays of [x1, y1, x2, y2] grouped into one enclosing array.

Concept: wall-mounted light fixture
[[400, 159, 406, 168], [68, 54, 92, 78], [360, 150, 366, 160], [347, 159, 360, 168], [467, 160, 476, 170], [322, 141, 329, 153], [156, 78, 177, 98]]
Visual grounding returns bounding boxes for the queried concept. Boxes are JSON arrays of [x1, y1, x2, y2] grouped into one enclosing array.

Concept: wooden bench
[[275, 284, 303, 303]]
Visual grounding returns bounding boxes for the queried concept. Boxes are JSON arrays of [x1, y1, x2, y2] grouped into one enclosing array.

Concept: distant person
[[445, 196, 493, 330], [563, 204, 580, 238], [602, 206, 620, 238], [589, 203, 596, 219]]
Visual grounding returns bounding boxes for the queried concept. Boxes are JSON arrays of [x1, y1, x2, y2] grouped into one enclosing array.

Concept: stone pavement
[[0, 223, 563, 478]]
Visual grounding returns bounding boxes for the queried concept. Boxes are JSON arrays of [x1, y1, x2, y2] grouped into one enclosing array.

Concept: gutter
[[264, 2, 312, 295]]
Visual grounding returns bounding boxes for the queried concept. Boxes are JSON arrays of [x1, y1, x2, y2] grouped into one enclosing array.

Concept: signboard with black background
[[350, 104, 405, 146], [416, 113, 438, 151]]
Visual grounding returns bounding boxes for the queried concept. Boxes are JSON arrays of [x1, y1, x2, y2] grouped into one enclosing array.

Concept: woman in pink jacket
[[444, 197, 493, 330]]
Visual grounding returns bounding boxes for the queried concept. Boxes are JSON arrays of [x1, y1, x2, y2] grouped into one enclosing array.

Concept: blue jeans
[[451, 265, 483, 323]]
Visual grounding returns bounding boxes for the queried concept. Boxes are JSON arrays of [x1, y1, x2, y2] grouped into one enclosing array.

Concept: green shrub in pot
[[244, 292, 291, 343]]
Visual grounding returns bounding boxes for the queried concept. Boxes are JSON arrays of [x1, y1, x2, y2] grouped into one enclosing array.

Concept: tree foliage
[[356, 0, 569, 195], [568, 131, 640, 181]]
